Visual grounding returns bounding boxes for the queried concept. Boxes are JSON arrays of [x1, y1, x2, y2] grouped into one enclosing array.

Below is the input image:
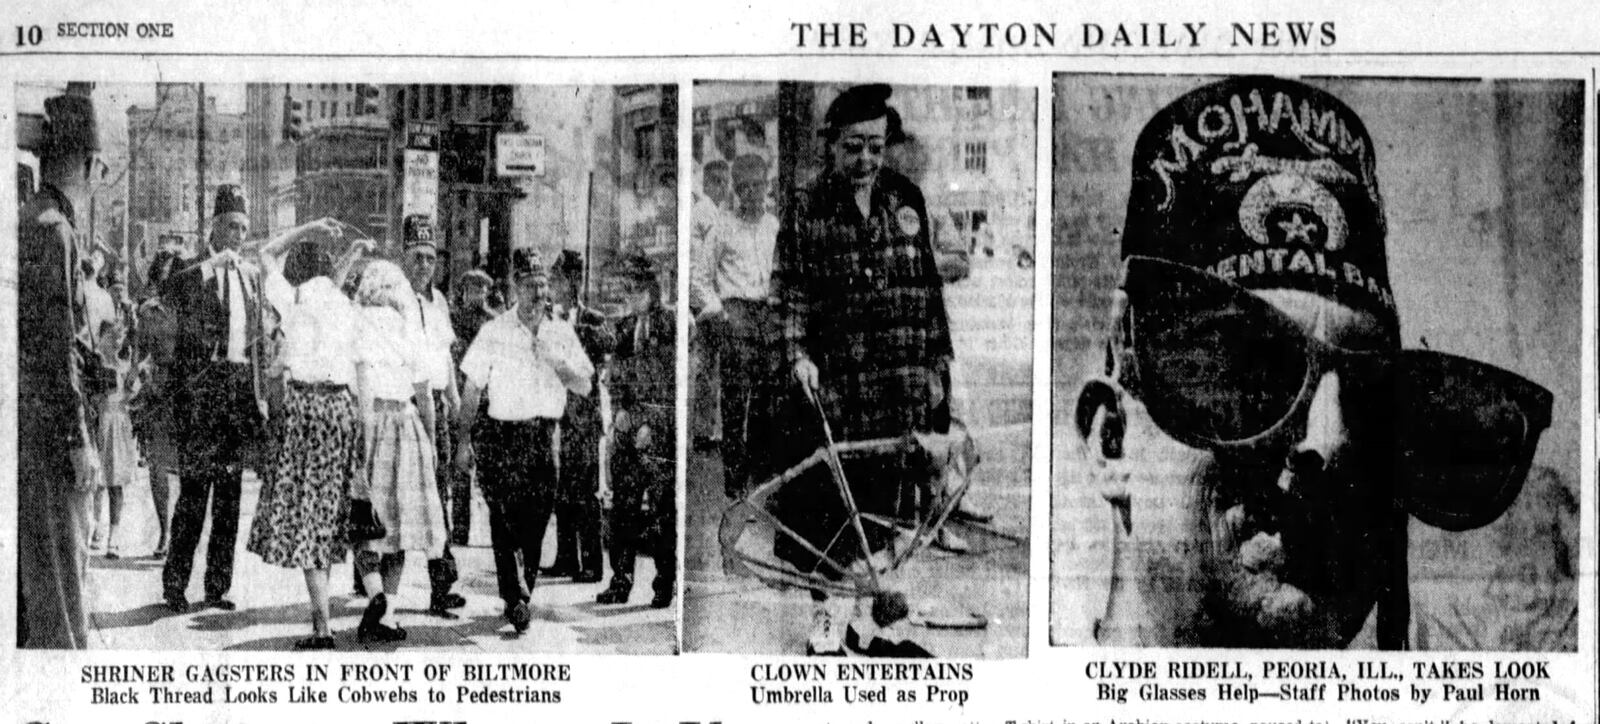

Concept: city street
[[683, 257, 1034, 657], [83, 470, 675, 654]]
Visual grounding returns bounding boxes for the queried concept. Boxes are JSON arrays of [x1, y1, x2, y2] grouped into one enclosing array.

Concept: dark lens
[[1394, 353, 1534, 531], [1131, 269, 1308, 444]]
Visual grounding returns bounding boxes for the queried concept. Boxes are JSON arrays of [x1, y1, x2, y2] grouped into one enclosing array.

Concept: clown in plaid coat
[[769, 166, 954, 573]]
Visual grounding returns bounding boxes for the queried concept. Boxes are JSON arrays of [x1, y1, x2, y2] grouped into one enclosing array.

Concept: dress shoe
[[594, 584, 631, 605], [650, 589, 673, 609], [293, 635, 335, 651], [163, 595, 190, 614], [357, 621, 407, 643], [506, 601, 531, 633], [932, 527, 971, 554], [204, 597, 238, 611], [435, 592, 467, 609], [360, 593, 388, 632], [427, 595, 461, 619], [571, 570, 603, 584], [539, 565, 576, 579]]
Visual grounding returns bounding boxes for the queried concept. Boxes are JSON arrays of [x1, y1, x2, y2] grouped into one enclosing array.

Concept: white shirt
[[82, 280, 117, 336], [410, 286, 456, 391], [264, 274, 359, 386], [459, 307, 594, 421], [358, 306, 428, 402], [693, 209, 780, 316], [201, 261, 258, 364]]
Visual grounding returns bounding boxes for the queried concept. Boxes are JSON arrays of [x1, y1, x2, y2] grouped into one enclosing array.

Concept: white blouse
[[267, 275, 359, 386], [358, 306, 428, 402]]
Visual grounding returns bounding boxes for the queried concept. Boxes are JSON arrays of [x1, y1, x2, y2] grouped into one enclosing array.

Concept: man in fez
[[1070, 77, 1556, 648], [596, 254, 677, 609], [161, 184, 266, 613], [545, 250, 615, 583], [18, 89, 103, 648], [456, 249, 595, 633], [398, 215, 469, 617]]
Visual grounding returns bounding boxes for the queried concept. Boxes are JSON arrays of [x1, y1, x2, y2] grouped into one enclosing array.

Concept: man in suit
[[544, 250, 614, 583], [160, 184, 265, 613], [17, 87, 103, 648], [596, 254, 676, 609]]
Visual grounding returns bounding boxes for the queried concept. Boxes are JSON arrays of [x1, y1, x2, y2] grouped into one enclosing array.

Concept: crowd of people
[[18, 93, 677, 651]]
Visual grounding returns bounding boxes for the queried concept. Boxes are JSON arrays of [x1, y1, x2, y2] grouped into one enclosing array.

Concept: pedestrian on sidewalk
[[596, 253, 676, 609], [352, 260, 448, 644], [455, 249, 595, 634], [545, 250, 614, 584], [244, 223, 367, 650], [447, 269, 498, 545], [133, 248, 184, 558]]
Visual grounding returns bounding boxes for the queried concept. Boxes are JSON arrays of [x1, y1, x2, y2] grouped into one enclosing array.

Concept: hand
[[634, 423, 654, 451], [454, 439, 475, 475], [306, 217, 344, 239], [793, 358, 819, 393], [597, 481, 613, 510], [348, 237, 376, 256]]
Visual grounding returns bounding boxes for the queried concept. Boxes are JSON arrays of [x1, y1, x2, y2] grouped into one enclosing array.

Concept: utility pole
[[196, 82, 207, 244]]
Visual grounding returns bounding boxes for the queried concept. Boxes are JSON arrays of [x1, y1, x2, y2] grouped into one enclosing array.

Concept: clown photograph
[[1050, 74, 1580, 651], [684, 81, 1034, 658], [15, 81, 679, 653]]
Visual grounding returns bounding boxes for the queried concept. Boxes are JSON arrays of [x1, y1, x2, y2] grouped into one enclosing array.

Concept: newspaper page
[[2, 2, 1595, 723]]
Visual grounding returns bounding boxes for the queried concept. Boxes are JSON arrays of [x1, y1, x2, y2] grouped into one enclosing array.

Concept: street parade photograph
[[15, 80, 681, 653], [1049, 74, 1582, 651], [683, 81, 1035, 658]]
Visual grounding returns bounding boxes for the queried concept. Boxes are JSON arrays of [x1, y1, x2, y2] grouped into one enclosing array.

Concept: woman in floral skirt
[[245, 220, 365, 650]]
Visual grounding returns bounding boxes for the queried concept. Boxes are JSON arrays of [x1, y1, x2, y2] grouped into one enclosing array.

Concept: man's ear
[[1074, 377, 1125, 463]]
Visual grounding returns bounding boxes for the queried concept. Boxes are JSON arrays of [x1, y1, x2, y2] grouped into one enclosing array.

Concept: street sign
[[402, 149, 439, 222], [495, 132, 545, 177], [406, 121, 439, 151]]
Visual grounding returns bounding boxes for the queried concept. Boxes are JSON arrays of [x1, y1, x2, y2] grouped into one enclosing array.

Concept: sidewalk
[[85, 470, 675, 654]]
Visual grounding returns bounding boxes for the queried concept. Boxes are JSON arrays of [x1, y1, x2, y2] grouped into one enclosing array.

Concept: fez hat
[[822, 84, 905, 144], [510, 248, 546, 282], [44, 93, 101, 154], [551, 249, 584, 280], [1122, 76, 1397, 341], [212, 184, 247, 218], [403, 214, 437, 251]]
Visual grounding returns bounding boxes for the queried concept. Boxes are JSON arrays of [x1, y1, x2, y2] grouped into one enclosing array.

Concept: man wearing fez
[[546, 250, 615, 583], [769, 84, 955, 653], [1070, 77, 1555, 648], [456, 249, 595, 633], [694, 153, 783, 500], [596, 254, 677, 609], [18, 90, 103, 648], [398, 215, 468, 618], [161, 184, 267, 613]]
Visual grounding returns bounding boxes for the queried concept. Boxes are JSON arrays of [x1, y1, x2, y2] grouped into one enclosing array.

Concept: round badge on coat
[[895, 206, 922, 236]]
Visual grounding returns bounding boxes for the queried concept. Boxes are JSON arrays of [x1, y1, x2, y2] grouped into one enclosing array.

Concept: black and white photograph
[[15, 80, 680, 653], [683, 81, 1034, 658], [1050, 74, 1581, 651]]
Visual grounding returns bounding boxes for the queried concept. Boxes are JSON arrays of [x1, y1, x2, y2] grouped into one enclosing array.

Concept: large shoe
[[932, 527, 971, 554], [435, 592, 467, 609], [571, 570, 603, 584], [595, 584, 631, 605], [805, 606, 845, 656], [203, 597, 238, 611], [356, 621, 407, 643], [650, 589, 673, 609], [163, 594, 190, 614], [426, 596, 461, 620], [506, 601, 531, 634], [539, 565, 576, 579]]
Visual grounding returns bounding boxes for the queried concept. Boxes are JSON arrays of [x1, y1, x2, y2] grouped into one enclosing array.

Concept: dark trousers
[[164, 365, 256, 601], [477, 417, 559, 606], [552, 395, 603, 574], [427, 391, 457, 598], [606, 444, 676, 596], [713, 299, 783, 496]]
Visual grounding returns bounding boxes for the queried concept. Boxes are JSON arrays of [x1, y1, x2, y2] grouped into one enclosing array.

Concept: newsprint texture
[[3, 2, 1598, 724]]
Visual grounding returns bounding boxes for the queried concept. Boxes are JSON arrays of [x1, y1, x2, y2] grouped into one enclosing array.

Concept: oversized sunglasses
[[1117, 255, 1553, 531]]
